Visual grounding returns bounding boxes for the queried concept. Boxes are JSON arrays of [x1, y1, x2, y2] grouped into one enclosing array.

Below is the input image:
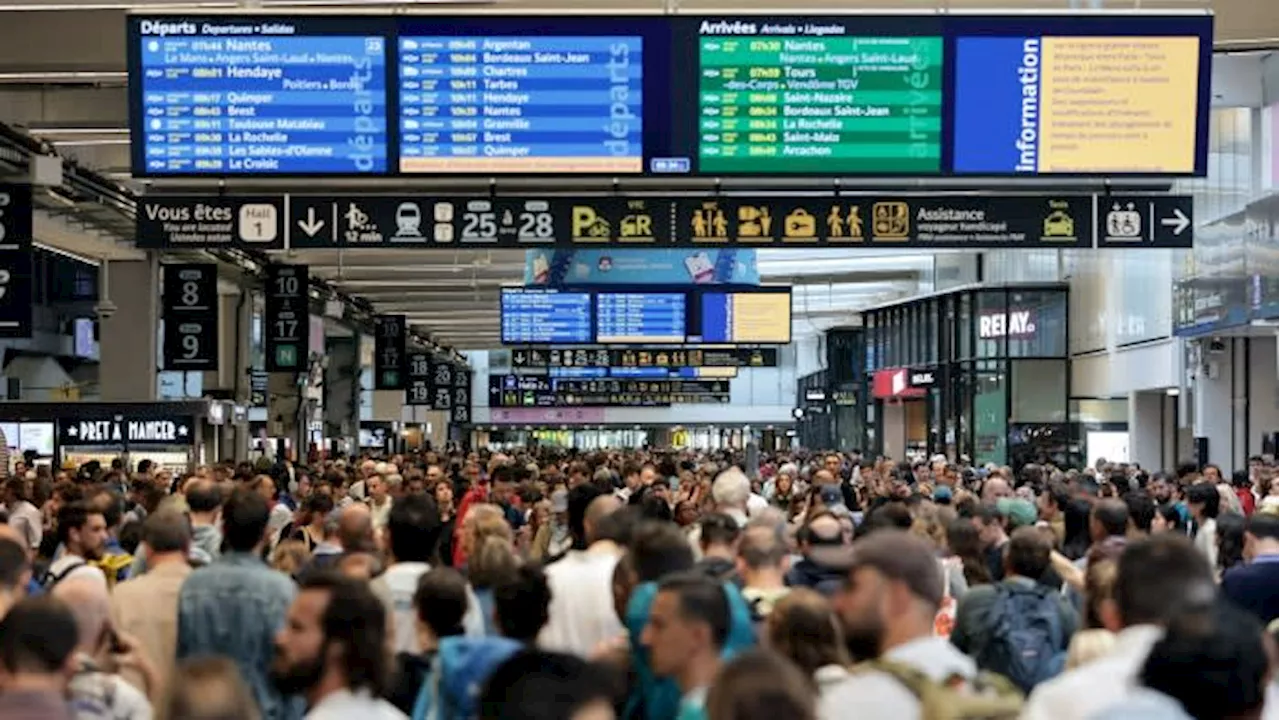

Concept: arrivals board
[[129, 17, 388, 175], [500, 289, 592, 345], [595, 292, 687, 344], [127, 14, 1212, 178]]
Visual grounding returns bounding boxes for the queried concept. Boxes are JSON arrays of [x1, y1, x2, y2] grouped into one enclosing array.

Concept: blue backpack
[[975, 584, 1066, 694], [411, 636, 523, 720]]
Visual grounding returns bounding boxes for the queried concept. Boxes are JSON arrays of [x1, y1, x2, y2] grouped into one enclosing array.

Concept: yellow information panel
[[1038, 37, 1200, 173], [729, 292, 791, 344]]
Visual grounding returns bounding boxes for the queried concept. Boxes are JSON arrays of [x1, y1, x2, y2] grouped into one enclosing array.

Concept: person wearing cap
[[819, 530, 980, 719], [784, 513, 850, 597]]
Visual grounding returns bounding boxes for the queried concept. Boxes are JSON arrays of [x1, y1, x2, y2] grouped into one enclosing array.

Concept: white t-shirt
[[47, 554, 107, 589], [373, 562, 431, 655], [537, 547, 624, 657], [306, 688, 405, 720]]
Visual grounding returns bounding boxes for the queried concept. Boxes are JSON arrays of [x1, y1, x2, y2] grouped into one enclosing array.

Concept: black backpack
[[41, 559, 88, 590]]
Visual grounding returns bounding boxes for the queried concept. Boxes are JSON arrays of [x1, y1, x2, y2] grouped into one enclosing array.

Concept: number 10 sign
[[162, 263, 219, 371]]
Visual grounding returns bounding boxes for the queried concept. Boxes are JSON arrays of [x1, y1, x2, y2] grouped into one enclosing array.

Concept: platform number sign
[[452, 368, 472, 424], [430, 361, 454, 411], [406, 352, 432, 406], [162, 264, 218, 371], [264, 264, 308, 373], [373, 315, 406, 390], [0, 184, 33, 338]]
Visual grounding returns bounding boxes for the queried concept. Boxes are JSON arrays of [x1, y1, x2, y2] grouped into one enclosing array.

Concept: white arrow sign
[[297, 207, 325, 237], [1161, 207, 1191, 235]]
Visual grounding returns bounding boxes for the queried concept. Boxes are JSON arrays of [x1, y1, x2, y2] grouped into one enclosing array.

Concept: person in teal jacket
[[624, 577, 756, 720]]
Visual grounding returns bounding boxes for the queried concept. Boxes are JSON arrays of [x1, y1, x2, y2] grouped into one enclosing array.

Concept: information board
[[699, 291, 792, 344], [501, 289, 592, 344], [697, 31, 942, 174], [430, 360, 455, 411], [398, 35, 643, 173], [162, 263, 219, 371], [373, 315, 406, 390], [130, 17, 388, 175], [0, 185, 33, 338], [452, 368, 472, 424], [488, 374, 729, 407], [595, 292, 687, 344], [264, 264, 308, 372], [128, 13, 1212, 178], [511, 346, 777, 369]]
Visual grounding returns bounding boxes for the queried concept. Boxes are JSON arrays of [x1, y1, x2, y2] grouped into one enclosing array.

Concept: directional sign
[[264, 264, 309, 373], [373, 315, 406, 390], [429, 360, 455, 411], [136, 196, 286, 250], [162, 264, 219, 371], [0, 184, 33, 338], [1094, 195, 1196, 248], [452, 368, 472, 424], [405, 352, 434, 406], [136, 194, 1196, 250]]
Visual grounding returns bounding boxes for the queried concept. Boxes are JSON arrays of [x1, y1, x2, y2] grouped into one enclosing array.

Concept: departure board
[[398, 36, 643, 174], [700, 291, 792, 344], [500, 289, 592, 344], [697, 28, 943, 174], [596, 293, 687, 344], [132, 18, 388, 175]]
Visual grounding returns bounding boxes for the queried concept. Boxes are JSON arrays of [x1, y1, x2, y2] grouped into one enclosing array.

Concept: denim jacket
[[177, 552, 301, 720]]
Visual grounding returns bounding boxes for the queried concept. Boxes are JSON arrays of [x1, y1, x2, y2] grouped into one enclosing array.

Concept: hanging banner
[[524, 249, 758, 286]]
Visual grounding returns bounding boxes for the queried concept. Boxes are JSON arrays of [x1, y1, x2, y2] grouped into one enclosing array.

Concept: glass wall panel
[[972, 361, 1007, 466], [958, 293, 972, 360], [1007, 289, 1067, 357], [1011, 359, 1068, 423]]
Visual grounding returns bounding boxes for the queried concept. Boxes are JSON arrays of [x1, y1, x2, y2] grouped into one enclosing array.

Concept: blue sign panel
[[595, 292, 686, 344], [130, 17, 388, 175], [524, 249, 758, 286], [398, 36, 643, 174], [501, 288, 592, 344]]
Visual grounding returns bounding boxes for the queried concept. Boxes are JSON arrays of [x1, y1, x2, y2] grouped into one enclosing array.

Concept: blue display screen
[[500, 289, 592, 344], [131, 17, 388, 175], [700, 293, 732, 344], [595, 293, 686, 344], [398, 35, 643, 174]]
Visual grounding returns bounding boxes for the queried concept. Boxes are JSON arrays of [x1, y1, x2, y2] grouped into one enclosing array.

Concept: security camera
[[93, 299, 118, 320]]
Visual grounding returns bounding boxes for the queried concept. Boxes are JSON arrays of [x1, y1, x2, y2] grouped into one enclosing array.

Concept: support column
[[323, 336, 359, 450], [99, 259, 158, 401], [210, 291, 252, 461], [1128, 391, 1163, 472], [1193, 343, 1236, 472]]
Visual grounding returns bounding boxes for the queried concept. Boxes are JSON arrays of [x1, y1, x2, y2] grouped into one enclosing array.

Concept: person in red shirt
[[1233, 469, 1257, 516]]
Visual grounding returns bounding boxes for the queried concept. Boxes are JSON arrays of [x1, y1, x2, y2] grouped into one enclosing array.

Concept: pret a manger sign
[[978, 310, 1036, 339]]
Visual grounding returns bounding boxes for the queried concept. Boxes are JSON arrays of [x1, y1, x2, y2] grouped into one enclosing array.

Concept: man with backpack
[[821, 530, 1023, 720], [44, 501, 109, 590], [950, 526, 1077, 694]]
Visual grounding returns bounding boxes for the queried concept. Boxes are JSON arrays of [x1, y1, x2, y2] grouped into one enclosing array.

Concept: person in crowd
[[694, 512, 741, 583], [163, 657, 262, 720], [972, 504, 1010, 582], [270, 573, 405, 719], [433, 475, 458, 568], [1221, 512, 1280, 625], [819, 531, 987, 717], [530, 487, 572, 562], [286, 494, 334, 555], [736, 524, 790, 623], [478, 650, 619, 720], [0, 536, 31, 620], [1151, 501, 1188, 535], [687, 469, 753, 559], [539, 494, 626, 657], [784, 513, 849, 597], [1216, 511, 1248, 577], [493, 563, 552, 645], [950, 526, 1077, 693], [110, 510, 192, 700], [178, 487, 299, 720], [641, 572, 735, 720], [386, 567, 470, 715], [1022, 534, 1217, 720], [766, 589, 850, 701], [1186, 481, 1222, 568], [1064, 555, 1119, 670], [46, 501, 109, 589], [371, 493, 442, 655], [706, 650, 816, 720], [52, 576, 154, 719], [944, 518, 992, 588], [366, 473, 394, 531], [462, 503, 520, 636], [5, 477, 42, 551], [0, 596, 80, 720]]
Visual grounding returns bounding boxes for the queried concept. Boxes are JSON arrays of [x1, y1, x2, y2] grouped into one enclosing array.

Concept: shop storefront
[[859, 284, 1070, 467], [0, 402, 210, 472]]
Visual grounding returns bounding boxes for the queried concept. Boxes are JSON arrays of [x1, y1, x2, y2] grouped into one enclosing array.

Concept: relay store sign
[[978, 310, 1037, 339], [59, 416, 195, 446]]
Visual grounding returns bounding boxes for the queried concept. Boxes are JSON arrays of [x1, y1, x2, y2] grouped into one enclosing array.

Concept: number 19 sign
[[162, 263, 219, 371]]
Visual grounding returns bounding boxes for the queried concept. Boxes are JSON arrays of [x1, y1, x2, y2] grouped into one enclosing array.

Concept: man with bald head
[[53, 576, 152, 717], [538, 491, 626, 656]]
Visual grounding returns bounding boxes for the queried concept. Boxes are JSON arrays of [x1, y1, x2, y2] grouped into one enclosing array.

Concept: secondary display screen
[[130, 17, 388, 175], [500, 288, 592, 344], [595, 293, 686, 344], [699, 291, 792, 344], [127, 14, 1212, 178]]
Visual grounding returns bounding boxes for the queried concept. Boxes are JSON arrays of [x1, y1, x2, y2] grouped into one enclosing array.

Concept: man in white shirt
[[539, 493, 624, 656], [371, 494, 440, 654], [366, 475, 394, 532], [1021, 533, 1217, 720], [271, 573, 406, 719], [4, 478, 41, 551], [46, 501, 109, 589]]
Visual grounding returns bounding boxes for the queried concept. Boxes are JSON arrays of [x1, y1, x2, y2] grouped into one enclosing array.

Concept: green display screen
[[698, 36, 944, 173]]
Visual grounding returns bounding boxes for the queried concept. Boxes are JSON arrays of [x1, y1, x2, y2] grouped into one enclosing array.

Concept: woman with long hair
[[945, 517, 992, 588], [461, 503, 518, 635], [765, 589, 851, 694]]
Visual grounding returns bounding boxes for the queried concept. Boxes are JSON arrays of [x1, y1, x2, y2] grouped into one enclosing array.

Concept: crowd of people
[[0, 448, 1276, 720]]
